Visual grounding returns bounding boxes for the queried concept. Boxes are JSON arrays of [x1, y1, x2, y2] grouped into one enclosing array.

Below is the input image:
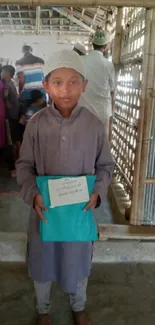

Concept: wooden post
[[36, 6, 41, 35], [130, 9, 154, 225], [113, 7, 123, 68], [110, 8, 123, 143]]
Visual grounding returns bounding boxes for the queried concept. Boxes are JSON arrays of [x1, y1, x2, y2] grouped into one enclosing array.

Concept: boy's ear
[[82, 79, 88, 93], [43, 80, 48, 93]]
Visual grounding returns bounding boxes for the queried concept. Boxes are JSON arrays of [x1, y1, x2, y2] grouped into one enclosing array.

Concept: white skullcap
[[45, 49, 86, 78], [73, 42, 86, 55], [92, 31, 110, 46]]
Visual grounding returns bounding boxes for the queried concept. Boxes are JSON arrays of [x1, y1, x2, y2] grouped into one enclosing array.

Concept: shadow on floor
[[0, 262, 155, 325]]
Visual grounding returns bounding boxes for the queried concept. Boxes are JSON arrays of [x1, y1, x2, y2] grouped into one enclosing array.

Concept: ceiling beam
[[68, 8, 100, 27], [17, 5, 25, 34], [53, 7, 95, 33], [0, 23, 88, 30], [7, 5, 14, 32], [0, 29, 90, 35], [0, 1, 154, 7], [0, 17, 71, 22]]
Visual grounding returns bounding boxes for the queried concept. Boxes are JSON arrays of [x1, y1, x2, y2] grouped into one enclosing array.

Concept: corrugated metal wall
[[143, 98, 155, 224]]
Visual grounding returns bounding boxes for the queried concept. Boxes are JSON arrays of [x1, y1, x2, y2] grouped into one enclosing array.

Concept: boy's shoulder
[[28, 106, 49, 123], [6, 79, 15, 87], [28, 105, 104, 134], [80, 106, 104, 130], [5, 80, 17, 92]]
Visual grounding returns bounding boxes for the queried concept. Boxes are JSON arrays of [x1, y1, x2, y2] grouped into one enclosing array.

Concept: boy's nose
[[61, 83, 70, 92]]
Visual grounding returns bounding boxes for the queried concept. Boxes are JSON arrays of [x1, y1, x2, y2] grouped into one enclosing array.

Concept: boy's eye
[[53, 80, 61, 85], [71, 80, 78, 84]]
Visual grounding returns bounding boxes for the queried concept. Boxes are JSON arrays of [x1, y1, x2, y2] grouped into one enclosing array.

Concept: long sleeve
[[94, 128, 115, 202], [16, 122, 39, 207], [109, 61, 115, 92]]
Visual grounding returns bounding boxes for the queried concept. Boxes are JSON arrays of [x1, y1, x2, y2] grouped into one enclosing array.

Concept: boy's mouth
[[59, 97, 72, 103]]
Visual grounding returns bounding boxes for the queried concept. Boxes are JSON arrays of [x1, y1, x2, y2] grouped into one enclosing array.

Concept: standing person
[[79, 31, 115, 138], [73, 42, 86, 56], [1, 65, 20, 177], [18, 89, 46, 132], [0, 64, 5, 151], [25, 89, 46, 122], [16, 45, 46, 111], [16, 49, 114, 325]]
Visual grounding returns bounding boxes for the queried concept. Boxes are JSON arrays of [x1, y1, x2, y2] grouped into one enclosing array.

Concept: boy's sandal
[[72, 310, 92, 325], [36, 314, 52, 325]]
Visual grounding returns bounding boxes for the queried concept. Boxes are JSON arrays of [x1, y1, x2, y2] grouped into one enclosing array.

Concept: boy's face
[[1, 70, 9, 81], [43, 68, 87, 113]]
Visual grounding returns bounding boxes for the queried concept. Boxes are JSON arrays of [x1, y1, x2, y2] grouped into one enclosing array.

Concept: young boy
[[19, 89, 45, 126], [16, 50, 115, 325], [25, 89, 46, 121], [1, 65, 20, 177]]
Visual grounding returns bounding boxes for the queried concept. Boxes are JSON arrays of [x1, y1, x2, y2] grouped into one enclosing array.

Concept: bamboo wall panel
[[111, 7, 145, 202], [143, 98, 155, 225]]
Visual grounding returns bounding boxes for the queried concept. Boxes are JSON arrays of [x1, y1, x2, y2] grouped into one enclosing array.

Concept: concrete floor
[[0, 262, 155, 325]]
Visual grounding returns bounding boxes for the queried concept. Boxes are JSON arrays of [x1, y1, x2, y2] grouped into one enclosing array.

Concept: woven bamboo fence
[[111, 7, 155, 226], [111, 7, 146, 221]]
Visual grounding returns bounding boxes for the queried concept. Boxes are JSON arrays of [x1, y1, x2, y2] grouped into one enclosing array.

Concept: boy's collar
[[50, 102, 82, 121]]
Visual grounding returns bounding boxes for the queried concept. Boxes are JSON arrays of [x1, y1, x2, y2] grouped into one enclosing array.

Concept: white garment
[[79, 51, 115, 122]]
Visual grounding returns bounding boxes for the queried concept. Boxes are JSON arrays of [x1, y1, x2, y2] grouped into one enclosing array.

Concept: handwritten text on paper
[[48, 177, 89, 207]]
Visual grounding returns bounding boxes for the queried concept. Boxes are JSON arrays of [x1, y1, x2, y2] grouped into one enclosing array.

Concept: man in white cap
[[16, 49, 114, 325], [73, 42, 86, 56], [79, 31, 115, 138]]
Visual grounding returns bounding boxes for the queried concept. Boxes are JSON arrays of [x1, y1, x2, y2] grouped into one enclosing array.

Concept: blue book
[[36, 175, 98, 242]]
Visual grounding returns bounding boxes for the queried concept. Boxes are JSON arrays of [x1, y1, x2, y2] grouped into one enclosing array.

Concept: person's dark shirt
[[16, 53, 44, 66], [16, 53, 45, 101], [4, 80, 19, 120]]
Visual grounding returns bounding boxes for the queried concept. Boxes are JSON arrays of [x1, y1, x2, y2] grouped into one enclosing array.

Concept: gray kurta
[[16, 103, 115, 294]]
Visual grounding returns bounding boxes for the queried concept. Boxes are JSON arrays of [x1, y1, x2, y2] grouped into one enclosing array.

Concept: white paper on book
[[48, 176, 89, 208]]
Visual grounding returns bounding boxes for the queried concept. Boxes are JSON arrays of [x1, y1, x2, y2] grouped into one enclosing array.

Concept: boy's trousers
[[34, 278, 88, 314]]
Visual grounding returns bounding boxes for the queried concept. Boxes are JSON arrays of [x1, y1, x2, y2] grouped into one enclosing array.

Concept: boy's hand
[[83, 192, 99, 212], [19, 115, 26, 125], [34, 194, 47, 222]]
